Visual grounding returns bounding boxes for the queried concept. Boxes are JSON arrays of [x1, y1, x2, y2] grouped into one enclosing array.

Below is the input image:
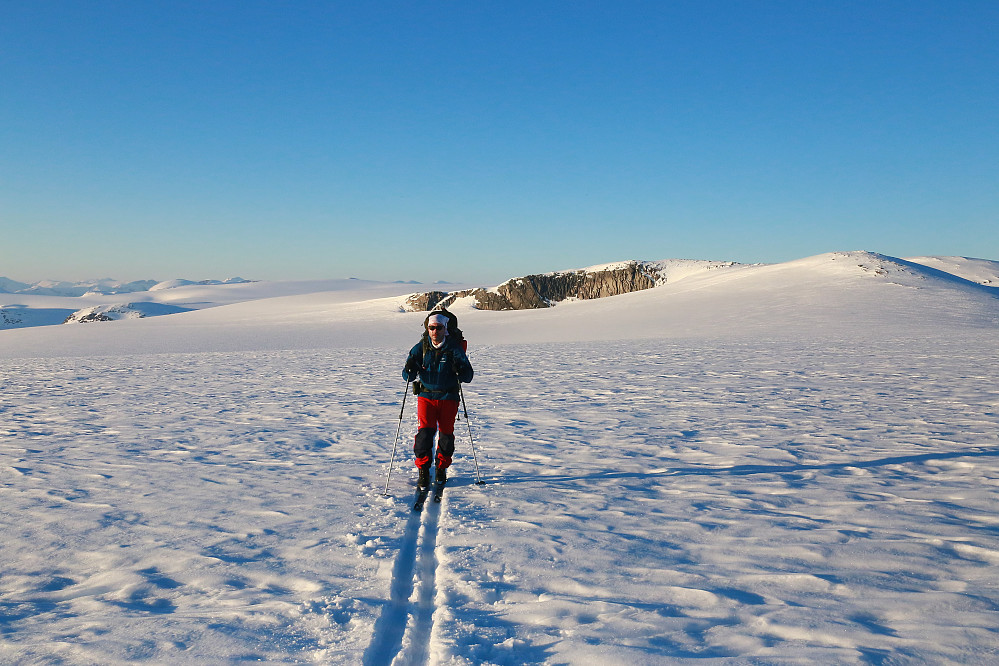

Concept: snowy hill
[[0, 251, 997, 664], [62, 302, 194, 324]]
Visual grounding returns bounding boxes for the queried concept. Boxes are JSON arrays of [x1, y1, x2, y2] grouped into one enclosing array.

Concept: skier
[[402, 311, 474, 491]]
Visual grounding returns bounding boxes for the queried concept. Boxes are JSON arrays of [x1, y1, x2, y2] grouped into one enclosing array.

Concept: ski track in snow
[[363, 494, 441, 666], [0, 334, 998, 663]]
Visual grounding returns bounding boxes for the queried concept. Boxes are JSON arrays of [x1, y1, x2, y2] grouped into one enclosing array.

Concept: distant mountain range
[[0, 277, 253, 297]]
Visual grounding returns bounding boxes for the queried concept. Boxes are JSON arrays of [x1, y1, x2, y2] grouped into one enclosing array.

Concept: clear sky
[[2, 1, 997, 285]]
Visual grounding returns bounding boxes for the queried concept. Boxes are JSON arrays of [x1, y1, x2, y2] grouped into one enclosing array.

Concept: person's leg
[[414, 398, 437, 483], [434, 400, 460, 472]]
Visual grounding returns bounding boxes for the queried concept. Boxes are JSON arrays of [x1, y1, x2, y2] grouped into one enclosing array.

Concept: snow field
[[1, 351, 407, 663], [0, 336, 997, 663], [429, 337, 999, 664], [1, 252, 998, 663]]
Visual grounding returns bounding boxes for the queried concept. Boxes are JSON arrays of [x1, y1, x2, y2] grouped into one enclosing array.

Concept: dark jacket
[[402, 336, 473, 402]]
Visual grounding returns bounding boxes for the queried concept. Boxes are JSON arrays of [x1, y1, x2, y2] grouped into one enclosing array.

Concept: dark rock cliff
[[404, 261, 665, 312]]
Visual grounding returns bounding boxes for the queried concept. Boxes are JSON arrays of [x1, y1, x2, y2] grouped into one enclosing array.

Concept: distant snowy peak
[[149, 277, 254, 291], [63, 303, 193, 324], [0, 278, 157, 297], [0, 277, 254, 296], [0, 277, 32, 293]]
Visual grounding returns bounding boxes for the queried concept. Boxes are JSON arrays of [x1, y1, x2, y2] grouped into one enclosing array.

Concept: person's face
[[428, 322, 446, 344]]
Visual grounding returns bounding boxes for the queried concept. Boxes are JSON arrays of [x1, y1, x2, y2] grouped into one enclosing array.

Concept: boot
[[418, 466, 430, 490], [435, 467, 447, 485]]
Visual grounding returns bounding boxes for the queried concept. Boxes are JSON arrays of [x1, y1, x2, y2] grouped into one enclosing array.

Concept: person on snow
[[402, 311, 474, 490]]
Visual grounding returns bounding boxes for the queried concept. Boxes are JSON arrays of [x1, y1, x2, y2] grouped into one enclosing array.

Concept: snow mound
[[63, 302, 194, 324]]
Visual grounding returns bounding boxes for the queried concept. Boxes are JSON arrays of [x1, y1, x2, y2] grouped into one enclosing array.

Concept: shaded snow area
[[1, 335, 997, 664], [0, 305, 77, 329]]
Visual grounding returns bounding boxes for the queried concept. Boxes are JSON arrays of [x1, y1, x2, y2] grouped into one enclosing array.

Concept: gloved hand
[[404, 359, 421, 380], [451, 354, 470, 382]]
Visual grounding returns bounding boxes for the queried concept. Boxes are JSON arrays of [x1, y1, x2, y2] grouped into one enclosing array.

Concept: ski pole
[[458, 382, 486, 485], [382, 380, 411, 496]]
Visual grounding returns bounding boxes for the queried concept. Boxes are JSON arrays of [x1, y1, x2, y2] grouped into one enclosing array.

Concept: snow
[[0, 304, 78, 329], [644, 259, 747, 285], [1, 252, 998, 664], [905, 256, 999, 286], [579, 260, 642, 273]]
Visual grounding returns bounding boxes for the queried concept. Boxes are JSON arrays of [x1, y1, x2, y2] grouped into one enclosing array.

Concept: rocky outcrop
[[404, 290, 452, 312], [66, 310, 116, 323], [405, 261, 666, 312]]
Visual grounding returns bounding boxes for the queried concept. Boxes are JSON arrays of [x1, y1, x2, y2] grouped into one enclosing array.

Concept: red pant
[[414, 397, 459, 469]]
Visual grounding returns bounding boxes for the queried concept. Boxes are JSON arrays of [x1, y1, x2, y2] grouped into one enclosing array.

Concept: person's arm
[[403, 346, 422, 381], [451, 348, 473, 383]]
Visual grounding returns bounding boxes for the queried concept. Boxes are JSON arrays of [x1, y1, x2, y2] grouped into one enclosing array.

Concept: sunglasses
[[428, 324, 445, 330]]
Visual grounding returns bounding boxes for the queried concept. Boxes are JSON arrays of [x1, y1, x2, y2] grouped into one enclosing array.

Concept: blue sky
[[2, 1, 997, 284]]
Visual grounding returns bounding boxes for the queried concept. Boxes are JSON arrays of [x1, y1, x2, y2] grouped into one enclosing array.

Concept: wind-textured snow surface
[[0, 252, 997, 664]]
